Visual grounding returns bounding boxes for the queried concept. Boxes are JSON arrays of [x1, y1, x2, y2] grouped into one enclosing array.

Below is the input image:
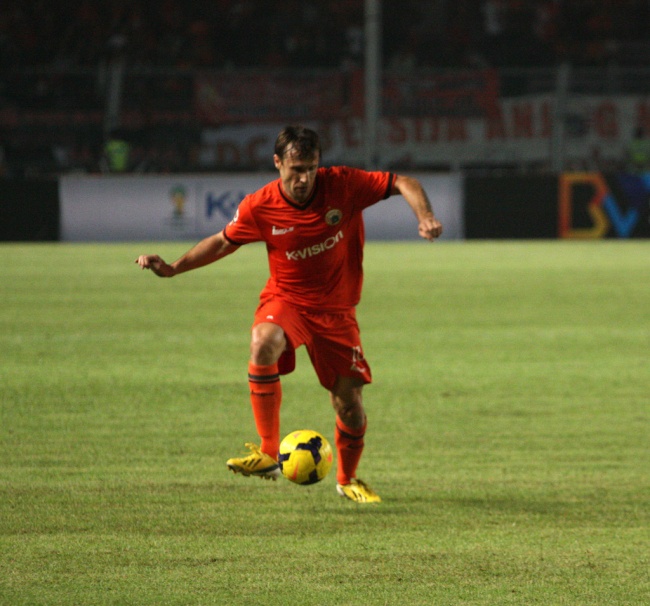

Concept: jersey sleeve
[[222, 195, 262, 245], [345, 167, 395, 211]]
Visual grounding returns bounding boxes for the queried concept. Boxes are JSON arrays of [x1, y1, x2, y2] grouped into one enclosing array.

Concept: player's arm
[[391, 174, 443, 241], [135, 230, 239, 277]]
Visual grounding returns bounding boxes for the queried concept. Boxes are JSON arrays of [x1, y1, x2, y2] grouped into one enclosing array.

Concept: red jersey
[[223, 166, 395, 312]]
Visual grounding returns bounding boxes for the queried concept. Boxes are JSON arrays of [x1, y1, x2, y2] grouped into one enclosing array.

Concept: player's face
[[274, 146, 319, 205]]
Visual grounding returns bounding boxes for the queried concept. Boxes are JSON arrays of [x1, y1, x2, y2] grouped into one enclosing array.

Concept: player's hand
[[134, 255, 176, 277], [419, 216, 443, 241]]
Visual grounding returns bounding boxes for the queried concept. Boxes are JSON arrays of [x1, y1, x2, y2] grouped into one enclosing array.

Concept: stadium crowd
[[1, 0, 649, 177], [1, 0, 649, 71]]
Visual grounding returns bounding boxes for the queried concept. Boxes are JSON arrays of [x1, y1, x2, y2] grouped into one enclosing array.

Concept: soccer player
[[135, 125, 442, 503]]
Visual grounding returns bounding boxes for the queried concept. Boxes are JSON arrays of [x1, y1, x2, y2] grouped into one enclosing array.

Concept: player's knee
[[250, 323, 286, 365], [331, 383, 365, 428], [334, 399, 365, 428]]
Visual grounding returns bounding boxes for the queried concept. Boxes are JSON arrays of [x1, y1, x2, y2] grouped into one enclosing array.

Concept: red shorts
[[253, 296, 372, 391]]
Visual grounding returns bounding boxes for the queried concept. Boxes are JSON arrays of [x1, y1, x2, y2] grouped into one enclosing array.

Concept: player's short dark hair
[[275, 125, 321, 160]]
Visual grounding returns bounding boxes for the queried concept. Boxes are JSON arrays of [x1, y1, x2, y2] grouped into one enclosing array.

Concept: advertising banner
[[558, 172, 650, 239], [194, 69, 498, 125], [381, 69, 499, 118], [464, 172, 650, 239], [195, 71, 349, 125], [198, 95, 650, 169], [60, 174, 269, 242], [60, 173, 463, 242]]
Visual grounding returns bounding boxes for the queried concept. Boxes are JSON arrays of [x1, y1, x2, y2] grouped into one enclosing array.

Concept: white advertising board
[[60, 173, 463, 242]]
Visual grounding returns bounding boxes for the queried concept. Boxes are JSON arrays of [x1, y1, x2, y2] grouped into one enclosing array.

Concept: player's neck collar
[[277, 177, 318, 210]]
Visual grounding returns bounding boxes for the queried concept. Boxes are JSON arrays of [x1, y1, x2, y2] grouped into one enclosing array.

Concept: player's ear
[[273, 154, 282, 170]]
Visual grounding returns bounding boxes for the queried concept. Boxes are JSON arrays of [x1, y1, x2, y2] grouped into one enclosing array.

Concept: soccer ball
[[278, 430, 333, 485]]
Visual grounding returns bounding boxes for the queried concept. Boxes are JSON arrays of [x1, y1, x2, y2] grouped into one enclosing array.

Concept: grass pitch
[[1, 240, 649, 605]]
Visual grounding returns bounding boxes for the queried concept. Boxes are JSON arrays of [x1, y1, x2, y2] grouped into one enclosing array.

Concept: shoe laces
[[351, 479, 378, 498], [352, 478, 370, 490], [244, 443, 264, 459]]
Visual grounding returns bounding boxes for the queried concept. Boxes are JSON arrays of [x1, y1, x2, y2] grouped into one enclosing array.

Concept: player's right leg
[[248, 322, 286, 456]]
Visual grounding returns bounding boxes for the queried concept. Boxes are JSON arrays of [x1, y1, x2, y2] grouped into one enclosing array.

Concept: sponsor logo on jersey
[[285, 230, 344, 261], [272, 225, 295, 235]]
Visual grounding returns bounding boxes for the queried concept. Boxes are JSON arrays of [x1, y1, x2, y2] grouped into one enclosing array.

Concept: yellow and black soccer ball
[[278, 430, 333, 485]]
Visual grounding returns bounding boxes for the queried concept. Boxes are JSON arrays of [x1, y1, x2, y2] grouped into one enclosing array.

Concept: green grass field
[[1, 240, 649, 605]]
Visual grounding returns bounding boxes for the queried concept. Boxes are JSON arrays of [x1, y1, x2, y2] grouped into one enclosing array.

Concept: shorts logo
[[325, 209, 343, 226]]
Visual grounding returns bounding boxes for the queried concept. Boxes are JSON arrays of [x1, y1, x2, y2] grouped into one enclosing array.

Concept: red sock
[[248, 362, 282, 458], [335, 417, 366, 485]]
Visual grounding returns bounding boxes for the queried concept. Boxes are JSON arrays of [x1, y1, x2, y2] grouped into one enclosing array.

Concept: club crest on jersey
[[325, 209, 343, 226]]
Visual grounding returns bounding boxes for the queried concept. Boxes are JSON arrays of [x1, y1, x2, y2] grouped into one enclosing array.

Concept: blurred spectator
[[101, 129, 131, 173], [627, 126, 650, 174]]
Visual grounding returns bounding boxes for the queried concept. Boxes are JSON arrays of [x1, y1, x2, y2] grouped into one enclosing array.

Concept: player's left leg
[[306, 310, 381, 502], [331, 375, 366, 483], [330, 377, 381, 503]]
